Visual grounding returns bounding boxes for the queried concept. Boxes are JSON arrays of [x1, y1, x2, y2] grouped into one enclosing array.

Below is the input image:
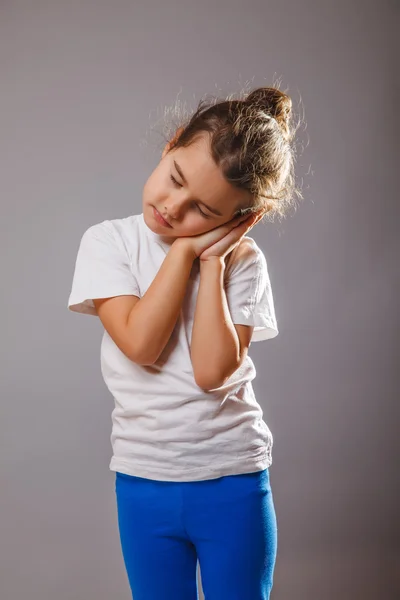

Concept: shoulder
[[104, 214, 140, 242], [225, 235, 266, 273], [80, 215, 139, 249], [81, 219, 111, 239]]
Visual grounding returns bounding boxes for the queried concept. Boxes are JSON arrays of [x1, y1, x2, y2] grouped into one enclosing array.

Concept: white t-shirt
[[68, 213, 279, 482]]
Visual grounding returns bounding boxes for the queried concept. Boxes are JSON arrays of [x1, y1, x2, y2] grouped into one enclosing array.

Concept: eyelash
[[169, 174, 210, 218]]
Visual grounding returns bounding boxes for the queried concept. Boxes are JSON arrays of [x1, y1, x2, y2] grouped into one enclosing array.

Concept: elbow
[[195, 380, 217, 393], [128, 342, 158, 367], [135, 356, 157, 367], [129, 352, 156, 367], [194, 359, 241, 391], [194, 371, 229, 392], [195, 377, 227, 392]]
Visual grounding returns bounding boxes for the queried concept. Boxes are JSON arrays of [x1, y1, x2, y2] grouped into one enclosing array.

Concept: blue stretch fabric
[[115, 468, 278, 599]]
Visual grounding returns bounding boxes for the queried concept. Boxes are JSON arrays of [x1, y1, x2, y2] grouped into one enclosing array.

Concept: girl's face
[[142, 133, 252, 244]]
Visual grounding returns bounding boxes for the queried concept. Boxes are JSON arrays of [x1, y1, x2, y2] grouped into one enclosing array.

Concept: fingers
[[239, 213, 261, 226], [228, 210, 263, 230], [236, 213, 256, 225]]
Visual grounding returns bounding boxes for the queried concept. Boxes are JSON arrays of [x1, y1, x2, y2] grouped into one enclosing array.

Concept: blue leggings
[[115, 467, 278, 599]]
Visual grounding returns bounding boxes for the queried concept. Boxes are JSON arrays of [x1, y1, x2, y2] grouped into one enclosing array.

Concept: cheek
[[143, 172, 165, 203], [172, 218, 213, 238], [185, 220, 215, 235]]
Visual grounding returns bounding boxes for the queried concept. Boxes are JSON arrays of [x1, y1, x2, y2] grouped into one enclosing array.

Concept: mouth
[[152, 206, 173, 228]]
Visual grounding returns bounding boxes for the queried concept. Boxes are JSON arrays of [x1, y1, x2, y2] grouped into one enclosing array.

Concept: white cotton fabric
[[68, 213, 279, 482]]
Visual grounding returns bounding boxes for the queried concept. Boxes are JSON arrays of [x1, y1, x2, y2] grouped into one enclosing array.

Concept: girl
[[68, 86, 299, 600]]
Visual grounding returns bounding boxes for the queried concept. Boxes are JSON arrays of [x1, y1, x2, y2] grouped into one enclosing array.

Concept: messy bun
[[244, 87, 293, 143]]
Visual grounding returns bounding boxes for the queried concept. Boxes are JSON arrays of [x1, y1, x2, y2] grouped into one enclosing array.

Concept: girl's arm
[[125, 242, 195, 364], [125, 214, 257, 368], [190, 257, 253, 391]]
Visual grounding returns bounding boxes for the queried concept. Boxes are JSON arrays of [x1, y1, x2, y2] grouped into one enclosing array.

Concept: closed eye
[[170, 174, 211, 218]]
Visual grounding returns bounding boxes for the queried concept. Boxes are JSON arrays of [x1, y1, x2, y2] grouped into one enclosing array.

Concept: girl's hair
[[161, 84, 304, 222]]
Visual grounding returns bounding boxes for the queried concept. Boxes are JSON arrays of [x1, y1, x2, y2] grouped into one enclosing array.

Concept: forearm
[[190, 257, 241, 390], [127, 241, 195, 364]]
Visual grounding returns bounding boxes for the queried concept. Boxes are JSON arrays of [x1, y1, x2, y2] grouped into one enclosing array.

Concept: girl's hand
[[199, 211, 264, 262], [175, 211, 264, 261]]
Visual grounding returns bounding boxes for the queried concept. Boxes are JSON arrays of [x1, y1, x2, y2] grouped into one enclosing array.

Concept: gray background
[[1, 1, 399, 599]]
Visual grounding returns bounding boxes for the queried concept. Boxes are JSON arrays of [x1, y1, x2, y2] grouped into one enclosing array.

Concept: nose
[[164, 199, 183, 221]]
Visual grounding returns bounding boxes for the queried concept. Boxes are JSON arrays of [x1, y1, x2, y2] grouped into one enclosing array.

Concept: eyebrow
[[173, 160, 223, 216]]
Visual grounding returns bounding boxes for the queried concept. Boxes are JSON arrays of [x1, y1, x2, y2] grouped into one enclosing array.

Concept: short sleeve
[[67, 221, 141, 316], [224, 238, 279, 342]]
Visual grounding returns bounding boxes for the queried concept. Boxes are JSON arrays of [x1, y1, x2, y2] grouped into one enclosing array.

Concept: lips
[[153, 206, 172, 227]]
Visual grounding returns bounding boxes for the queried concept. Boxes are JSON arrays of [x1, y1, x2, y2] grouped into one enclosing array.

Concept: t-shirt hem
[[109, 450, 272, 482]]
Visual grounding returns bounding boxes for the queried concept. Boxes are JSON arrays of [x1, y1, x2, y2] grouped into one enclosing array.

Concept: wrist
[[199, 256, 226, 270], [172, 238, 197, 263]]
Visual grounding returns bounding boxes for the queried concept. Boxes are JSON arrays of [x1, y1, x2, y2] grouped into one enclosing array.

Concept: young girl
[[68, 86, 299, 600]]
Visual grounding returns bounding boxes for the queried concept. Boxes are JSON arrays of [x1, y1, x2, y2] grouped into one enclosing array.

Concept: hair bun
[[245, 87, 292, 141]]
